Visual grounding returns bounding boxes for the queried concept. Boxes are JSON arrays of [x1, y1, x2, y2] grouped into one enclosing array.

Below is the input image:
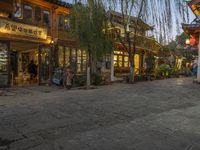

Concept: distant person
[[28, 60, 37, 81], [192, 59, 198, 77]]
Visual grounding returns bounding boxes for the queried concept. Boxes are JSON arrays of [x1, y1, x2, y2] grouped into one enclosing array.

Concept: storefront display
[[0, 43, 8, 86]]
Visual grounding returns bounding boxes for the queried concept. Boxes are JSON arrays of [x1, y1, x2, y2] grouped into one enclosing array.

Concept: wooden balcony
[[133, 35, 161, 53], [58, 30, 76, 43]]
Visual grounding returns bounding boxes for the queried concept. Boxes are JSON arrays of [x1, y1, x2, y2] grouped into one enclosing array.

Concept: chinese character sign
[[0, 18, 47, 40]]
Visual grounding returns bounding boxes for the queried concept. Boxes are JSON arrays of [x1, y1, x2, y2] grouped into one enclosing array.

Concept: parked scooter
[[52, 66, 75, 89]]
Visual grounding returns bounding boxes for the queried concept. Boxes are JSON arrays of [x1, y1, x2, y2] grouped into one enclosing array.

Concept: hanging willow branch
[[103, 0, 189, 44]]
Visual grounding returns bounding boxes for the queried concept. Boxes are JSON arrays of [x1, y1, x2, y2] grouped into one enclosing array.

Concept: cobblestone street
[[1, 78, 200, 150]]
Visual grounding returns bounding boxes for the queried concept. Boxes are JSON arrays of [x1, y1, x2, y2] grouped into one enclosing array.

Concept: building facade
[[182, 0, 200, 82], [0, 0, 87, 87], [107, 11, 161, 81]]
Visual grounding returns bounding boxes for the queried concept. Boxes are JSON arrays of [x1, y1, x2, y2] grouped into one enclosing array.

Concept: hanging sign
[[0, 18, 47, 40]]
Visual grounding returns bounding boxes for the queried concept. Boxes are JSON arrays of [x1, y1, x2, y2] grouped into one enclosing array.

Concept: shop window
[[124, 56, 129, 67], [35, 7, 41, 23], [0, 44, 8, 72], [77, 49, 82, 72], [58, 14, 64, 30], [118, 55, 123, 67], [82, 50, 87, 72], [23, 4, 33, 23], [65, 47, 70, 66], [58, 14, 70, 31], [114, 55, 118, 67], [70, 48, 77, 72], [134, 54, 140, 75], [114, 51, 130, 68], [43, 10, 50, 26], [0, 43, 8, 86], [58, 46, 64, 67], [71, 48, 76, 60], [64, 16, 70, 31]]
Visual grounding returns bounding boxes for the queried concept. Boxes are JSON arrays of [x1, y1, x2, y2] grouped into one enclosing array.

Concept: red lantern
[[190, 36, 196, 46]]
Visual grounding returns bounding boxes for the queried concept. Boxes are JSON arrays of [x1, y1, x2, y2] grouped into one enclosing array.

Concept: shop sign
[[0, 18, 47, 40]]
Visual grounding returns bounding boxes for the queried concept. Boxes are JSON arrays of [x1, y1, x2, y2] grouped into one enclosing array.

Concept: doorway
[[10, 41, 39, 86]]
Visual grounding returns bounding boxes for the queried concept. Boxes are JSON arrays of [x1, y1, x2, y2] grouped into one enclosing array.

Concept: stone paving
[[0, 78, 200, 150]]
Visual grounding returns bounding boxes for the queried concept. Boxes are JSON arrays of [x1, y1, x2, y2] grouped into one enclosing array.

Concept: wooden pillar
[[38, 45, 42, 85], [7, 41, 11, 87], [197, 33, 200, 82], [49, 44, 54, 85], [110, 52, 115, 81]]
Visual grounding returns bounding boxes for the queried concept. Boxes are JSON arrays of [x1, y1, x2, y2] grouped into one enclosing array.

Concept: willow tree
[[107, 0, 189, 83], [70, 1, 113, 87]]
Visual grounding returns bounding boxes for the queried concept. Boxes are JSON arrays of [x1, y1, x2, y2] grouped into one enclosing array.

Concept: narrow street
[[1, 78, 200, 150]]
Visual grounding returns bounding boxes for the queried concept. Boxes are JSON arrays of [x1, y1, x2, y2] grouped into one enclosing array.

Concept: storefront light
[[50, 40, 54, 44], [185, 39, 190, 45]]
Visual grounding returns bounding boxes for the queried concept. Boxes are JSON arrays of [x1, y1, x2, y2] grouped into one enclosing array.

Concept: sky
[[63, 0, 196, 41]]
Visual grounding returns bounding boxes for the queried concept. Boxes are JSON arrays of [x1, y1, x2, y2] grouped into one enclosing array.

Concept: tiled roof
[[45, 0, 72, 8], [107, 10, 153, 30]]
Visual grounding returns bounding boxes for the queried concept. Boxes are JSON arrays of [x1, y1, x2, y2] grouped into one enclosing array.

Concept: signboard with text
[[0, 18, 47, 40]]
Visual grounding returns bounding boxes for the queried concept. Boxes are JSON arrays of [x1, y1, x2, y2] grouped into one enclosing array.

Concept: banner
[[0, 18, 47, 40]]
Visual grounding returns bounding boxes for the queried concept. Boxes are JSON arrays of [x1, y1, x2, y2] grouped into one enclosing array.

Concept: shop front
[[0, 17, 50, 87], [0, 41, 10, 87], [55, 42, 87, 75]]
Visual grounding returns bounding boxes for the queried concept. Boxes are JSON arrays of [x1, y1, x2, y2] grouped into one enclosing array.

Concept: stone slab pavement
[[0, 78, 200, 150]]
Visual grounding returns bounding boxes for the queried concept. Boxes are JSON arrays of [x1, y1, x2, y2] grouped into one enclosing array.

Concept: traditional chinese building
[[106, 11, 161, 81], [182, 0, 200, 82], [0, 0, 87, 87]]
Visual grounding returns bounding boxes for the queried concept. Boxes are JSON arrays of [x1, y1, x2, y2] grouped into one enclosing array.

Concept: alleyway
[[0, 78, 200, 150]]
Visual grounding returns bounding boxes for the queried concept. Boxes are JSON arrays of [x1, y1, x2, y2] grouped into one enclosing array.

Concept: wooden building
[[107, 11, 161, 80], [0, 0, 87, 87], [182, 0, 200, 82]]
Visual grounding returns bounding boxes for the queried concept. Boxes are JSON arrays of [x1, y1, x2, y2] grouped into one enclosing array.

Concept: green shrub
[[74, 75, 87, 86], [91, 73, 102, 85], [155, 64, 172, 78]]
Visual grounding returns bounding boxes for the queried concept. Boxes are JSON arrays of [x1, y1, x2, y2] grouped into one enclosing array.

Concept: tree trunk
[[86, 66, 90, 88], [129, 53, 134, 83], [86, 50, 91, 88]]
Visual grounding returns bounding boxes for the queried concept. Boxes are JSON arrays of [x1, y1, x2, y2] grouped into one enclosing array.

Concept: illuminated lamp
[[191, 5, 196, 10], [50, 39, 54, 44], [194, 9, 200, 16], [190, 36, 196, 46], [185, 39, 190, 45]]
